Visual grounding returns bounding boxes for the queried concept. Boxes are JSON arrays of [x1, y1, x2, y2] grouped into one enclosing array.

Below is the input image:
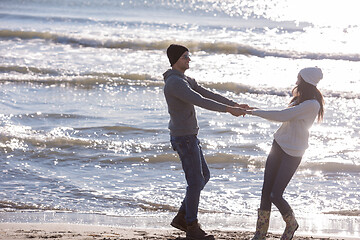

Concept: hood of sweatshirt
[[163, 69, 184, 83]]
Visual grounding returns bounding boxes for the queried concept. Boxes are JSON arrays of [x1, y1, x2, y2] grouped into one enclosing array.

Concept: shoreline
[[1, 211, 359, 239], [0, 223, 359, 240]]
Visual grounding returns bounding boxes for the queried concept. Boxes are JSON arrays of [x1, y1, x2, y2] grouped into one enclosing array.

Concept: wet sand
[[0, 223, 356, 240]]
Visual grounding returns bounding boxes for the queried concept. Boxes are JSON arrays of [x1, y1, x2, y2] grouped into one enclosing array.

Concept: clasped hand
[[228, 104, 257, 117]]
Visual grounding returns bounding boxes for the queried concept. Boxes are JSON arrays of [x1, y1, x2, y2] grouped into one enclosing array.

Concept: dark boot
[[170, 211, 187, 232], [251, 209, 271, 240], [186, 220, 214, 240], [280, 210, 299, 240]]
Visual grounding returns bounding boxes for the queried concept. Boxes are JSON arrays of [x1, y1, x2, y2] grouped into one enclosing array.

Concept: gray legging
[[260, 140, 302, 215]]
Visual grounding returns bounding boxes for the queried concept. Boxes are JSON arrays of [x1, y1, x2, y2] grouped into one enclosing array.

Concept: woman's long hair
[[290, 75, 324, 122]]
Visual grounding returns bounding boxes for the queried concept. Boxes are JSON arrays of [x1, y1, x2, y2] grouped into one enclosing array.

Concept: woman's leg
[[268, 146, 301, 240], [260, 140, 284, 211], [270, 153, 301, 215], [252, 140, 283, 240]]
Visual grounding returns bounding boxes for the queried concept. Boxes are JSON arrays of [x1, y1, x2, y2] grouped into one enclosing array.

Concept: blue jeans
[[260, 140, 302, 215], [170, 135, 210, 224]]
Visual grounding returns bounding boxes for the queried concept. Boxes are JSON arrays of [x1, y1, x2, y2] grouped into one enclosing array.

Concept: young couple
[[163, 44, 324, 240]]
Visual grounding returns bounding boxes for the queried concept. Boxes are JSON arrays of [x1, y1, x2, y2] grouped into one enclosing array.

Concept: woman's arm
[[246, 100, 320, 122]]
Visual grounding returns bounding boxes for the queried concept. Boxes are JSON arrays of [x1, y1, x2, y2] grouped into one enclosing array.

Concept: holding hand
[[234, 103, 250, 109], [234, 103, 257, 110], [226, 103, 258, 117], [226, 106, 246, 117]]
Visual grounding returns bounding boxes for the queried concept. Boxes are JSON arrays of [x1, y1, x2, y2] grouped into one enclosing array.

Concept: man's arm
[[191, 79, 249, 109], [194, 84, 237, 106], [168, 77, 244, 116]]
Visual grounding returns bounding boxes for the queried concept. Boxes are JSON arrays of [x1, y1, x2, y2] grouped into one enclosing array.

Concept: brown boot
[[251, 209, 271, 240], [280, 210, 299, 240], [186, 220, 214, 240], [170, 212, 187, 232]]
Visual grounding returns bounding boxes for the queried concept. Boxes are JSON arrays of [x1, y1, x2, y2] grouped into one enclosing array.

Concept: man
[[163, 44, 245, 240]]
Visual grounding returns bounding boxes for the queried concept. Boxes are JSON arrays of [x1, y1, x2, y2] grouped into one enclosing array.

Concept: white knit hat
[[299, 67, 323, 86]]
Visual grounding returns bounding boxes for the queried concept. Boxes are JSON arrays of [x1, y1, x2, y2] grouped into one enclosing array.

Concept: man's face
[[174, 51, 191, 71], [296, 74, 301, 85]]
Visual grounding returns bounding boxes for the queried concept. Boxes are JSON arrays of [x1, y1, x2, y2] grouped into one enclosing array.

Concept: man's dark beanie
[[166, 44, 189, 66]]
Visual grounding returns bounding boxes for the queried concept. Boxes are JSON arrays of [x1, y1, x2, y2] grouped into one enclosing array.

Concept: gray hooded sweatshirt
[[163, 69, 236, 136]]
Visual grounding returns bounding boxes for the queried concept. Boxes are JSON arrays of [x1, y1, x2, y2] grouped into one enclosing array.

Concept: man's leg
[[178, 136, 206, 223], [170, 135, 213, 239], [199, 139, 210, 186]]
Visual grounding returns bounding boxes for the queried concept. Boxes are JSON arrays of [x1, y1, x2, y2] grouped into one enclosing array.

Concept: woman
[[245, 67, 324, 240]]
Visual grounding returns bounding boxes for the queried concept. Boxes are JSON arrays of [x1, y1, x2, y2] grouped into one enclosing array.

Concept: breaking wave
[[1, 65, 358, 99], [1, 29, 359, 62], [1, 119, 359, 173]]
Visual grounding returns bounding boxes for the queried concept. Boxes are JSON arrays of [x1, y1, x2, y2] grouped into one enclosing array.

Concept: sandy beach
[[0, 223, 357, 240], [1, 1, 360, 240]]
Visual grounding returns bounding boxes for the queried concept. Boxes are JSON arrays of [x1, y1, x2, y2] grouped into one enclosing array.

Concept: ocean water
[[0, 0, 360, 238]]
